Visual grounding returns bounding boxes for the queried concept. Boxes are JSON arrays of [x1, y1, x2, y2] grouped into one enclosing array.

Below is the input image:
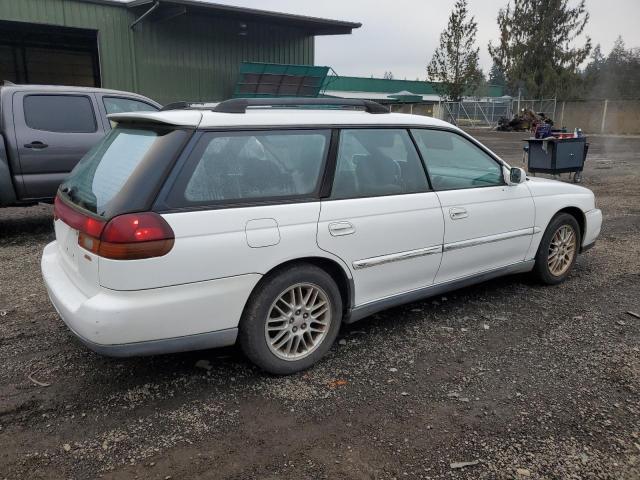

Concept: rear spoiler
[[107, 110, 202, 128]]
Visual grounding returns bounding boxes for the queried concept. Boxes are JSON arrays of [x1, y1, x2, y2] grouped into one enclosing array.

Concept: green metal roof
[[80, 0, 362, 35], [322, 76, 505, 97]]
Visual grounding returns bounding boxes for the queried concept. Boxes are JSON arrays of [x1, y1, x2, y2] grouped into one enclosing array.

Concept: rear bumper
[[41, 242, 261, 357], [582, 208, 602, 249]]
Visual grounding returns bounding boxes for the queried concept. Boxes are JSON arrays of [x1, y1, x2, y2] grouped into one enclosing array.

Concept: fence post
[[559, 101, 565, 128], [601, 99, 609, 134]]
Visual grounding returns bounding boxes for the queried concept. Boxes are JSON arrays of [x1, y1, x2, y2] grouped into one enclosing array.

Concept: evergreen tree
[[488, 63, 507, 87], [488, 0, 591, 98], [427, 0, 482, 101], [583, 37, 640, 99]]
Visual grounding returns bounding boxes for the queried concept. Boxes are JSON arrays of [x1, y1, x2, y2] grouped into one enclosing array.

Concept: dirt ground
[[1, 131, 639, 479]]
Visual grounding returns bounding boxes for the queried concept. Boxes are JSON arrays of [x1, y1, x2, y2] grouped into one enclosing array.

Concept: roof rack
[[212, 98, 390, 114]]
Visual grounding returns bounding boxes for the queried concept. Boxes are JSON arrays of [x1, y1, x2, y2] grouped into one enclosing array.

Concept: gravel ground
[[1, 131, 639, 479]]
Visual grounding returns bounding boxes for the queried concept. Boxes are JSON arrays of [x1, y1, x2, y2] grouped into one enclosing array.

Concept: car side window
[[103, 97, 158, 114], [168, 130, 330, 205], [331, 129, 429, 199], [23, 95, 97, 133], [411, 129, 504, 190]]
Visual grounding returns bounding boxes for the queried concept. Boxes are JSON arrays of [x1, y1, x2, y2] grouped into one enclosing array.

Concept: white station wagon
[[41, 98, 602, 374]]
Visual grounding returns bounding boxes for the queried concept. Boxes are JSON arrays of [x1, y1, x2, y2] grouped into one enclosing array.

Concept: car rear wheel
[[239, 264, 342, 375], [533, 213, 581, 285]]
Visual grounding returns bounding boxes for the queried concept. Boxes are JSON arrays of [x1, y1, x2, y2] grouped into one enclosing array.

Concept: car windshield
[[60, 125, 187, 217]]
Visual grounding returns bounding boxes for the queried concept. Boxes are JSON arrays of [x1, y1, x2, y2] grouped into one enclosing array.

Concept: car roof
[[108, 109, 458, 130]]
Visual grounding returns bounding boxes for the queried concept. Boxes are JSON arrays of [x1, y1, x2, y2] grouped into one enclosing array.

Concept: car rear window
[[24, 94, 97, 133], [60, 125, 189, 217], [165, 129, 330, 207]]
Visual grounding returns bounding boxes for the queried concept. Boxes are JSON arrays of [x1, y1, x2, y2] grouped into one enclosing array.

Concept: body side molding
[[345, 260, 535, 323], [352, 245, 442, 270], [443, 227, 541, 252]]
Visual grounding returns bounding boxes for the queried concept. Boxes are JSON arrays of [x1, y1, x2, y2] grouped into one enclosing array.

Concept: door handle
[[329, 221, 355, 236], [449, 207, 468, 220], [24, 141, 48, 149]]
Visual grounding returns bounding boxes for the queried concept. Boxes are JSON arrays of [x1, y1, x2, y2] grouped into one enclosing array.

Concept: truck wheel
[[239, 264, 342, 375], [533, 213, 581, 285]]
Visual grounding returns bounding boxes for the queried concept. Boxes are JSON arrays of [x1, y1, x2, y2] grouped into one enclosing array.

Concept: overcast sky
[[203, 0, 640, 80]]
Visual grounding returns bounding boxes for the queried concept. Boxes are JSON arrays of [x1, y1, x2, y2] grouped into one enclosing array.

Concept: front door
[[13, 91, 105, 199], [411, 128, 535, 284], [317, 128, 444, 307]]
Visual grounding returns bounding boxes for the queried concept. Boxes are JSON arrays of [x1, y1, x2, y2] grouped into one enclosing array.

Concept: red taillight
[[54, 195, 106, 238], [99, 213, 175, 260], [54, 195, 174, 260]]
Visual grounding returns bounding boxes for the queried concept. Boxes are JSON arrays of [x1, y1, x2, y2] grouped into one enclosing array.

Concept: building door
[[0, 20, 100, 87]]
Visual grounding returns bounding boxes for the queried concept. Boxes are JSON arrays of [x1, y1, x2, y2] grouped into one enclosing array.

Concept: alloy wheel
[[548, 225, 577, 276], [264, 283, 332, 361]]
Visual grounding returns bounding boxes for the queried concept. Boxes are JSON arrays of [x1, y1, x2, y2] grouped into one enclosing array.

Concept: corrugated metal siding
[[133, 15, 315, 104], [0, 0, 316, 104]]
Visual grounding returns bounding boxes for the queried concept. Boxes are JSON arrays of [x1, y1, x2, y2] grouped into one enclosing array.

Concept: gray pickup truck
[[0, 83, 160, 206]]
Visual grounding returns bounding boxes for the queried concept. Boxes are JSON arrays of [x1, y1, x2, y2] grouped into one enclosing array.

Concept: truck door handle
[[449, 207, 468, 220], [24, 141, 48, 149], [329, 221, 355, 236]]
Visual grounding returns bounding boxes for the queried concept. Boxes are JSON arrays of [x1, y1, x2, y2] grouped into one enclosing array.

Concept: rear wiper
[[60, 185, 77, 202]]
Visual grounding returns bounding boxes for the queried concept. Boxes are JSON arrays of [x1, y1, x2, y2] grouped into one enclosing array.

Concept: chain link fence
[[440, 99, 513, 127], [438, 98, 557, 127]]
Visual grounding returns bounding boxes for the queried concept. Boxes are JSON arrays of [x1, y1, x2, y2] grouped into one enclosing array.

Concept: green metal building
[[0, 0, 360, 104]]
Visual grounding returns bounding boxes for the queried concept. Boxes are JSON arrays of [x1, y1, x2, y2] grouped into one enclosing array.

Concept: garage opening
[[0, 20, 100, 87]]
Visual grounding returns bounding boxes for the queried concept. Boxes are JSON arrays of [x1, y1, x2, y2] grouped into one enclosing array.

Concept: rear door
[[12, 91, 105, 199], [95, 94, 160, 131], [317, 128, 444, 307]]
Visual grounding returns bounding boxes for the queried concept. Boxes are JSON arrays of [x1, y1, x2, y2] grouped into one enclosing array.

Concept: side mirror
[[506, 167, 526, 185]]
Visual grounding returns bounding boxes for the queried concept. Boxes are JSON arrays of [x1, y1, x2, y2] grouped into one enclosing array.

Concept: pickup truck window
[[24, 95, 97, 133], [103, 97, 158, 114]]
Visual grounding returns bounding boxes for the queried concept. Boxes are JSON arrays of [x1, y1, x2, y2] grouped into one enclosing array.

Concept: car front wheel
[[533, 213, 581, 285], [239, 264, 342, 375]]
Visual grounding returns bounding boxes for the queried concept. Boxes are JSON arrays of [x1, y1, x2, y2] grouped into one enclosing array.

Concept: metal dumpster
[[524, 137, 589, 183]]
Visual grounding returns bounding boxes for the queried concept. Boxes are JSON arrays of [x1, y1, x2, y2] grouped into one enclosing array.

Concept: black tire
[[238, 264, 343, 375], [533, 213, 582, 285], [573, 171, 583, 183]]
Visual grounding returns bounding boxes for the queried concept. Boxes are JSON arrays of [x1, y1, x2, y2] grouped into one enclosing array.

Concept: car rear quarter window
[[24, 94, 97, 133], [331, 129, 430, 199], [166, 129, 330, 207]]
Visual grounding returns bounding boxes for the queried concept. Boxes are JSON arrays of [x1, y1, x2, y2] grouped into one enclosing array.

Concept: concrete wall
[[557, 100, 640, 135]]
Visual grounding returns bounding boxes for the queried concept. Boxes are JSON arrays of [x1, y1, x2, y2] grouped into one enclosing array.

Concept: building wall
[[133, 13, 314, 104], [0, 0, 315, 104]]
